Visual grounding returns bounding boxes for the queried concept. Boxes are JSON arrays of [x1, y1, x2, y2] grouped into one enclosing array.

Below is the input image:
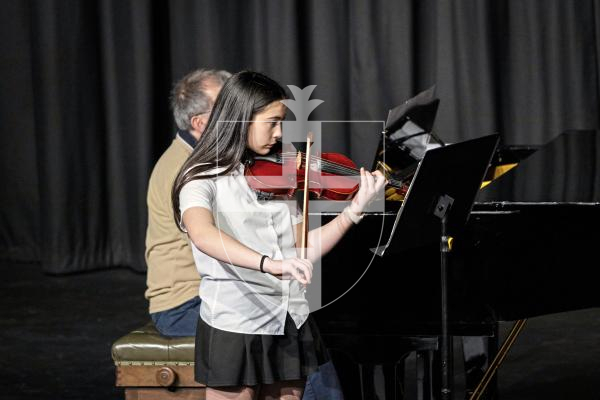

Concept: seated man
[[145, 68, 230, 336]]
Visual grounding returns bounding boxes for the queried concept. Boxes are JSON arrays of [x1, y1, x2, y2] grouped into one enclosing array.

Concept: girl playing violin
[[172, 70, 386, 400]]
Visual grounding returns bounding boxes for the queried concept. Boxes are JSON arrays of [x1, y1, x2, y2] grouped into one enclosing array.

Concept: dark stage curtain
[[1, 0, 599, 273]]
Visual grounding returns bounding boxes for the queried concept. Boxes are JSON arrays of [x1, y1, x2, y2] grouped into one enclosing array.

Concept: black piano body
[[312, 130, 600, 398]]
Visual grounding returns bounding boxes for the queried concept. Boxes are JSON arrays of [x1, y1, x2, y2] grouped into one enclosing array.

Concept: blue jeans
[[302, 359, 345, 400], [150, 297, 344, 399], [151, 296, 202, 336]]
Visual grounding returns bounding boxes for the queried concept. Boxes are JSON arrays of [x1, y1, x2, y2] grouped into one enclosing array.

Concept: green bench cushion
[[111, 322, 195, 365]]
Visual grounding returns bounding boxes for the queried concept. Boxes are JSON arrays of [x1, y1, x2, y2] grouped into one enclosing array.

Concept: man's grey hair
[[170, 69, 231, 131]]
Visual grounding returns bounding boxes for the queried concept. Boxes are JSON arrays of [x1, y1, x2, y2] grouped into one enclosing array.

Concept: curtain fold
[[0, 0, 39, 262], [29, 0, 162, 273], [1, 0, 599, 273]]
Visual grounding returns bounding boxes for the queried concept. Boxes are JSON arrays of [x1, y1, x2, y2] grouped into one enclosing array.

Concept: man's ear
[[190, 114, 208, 133]]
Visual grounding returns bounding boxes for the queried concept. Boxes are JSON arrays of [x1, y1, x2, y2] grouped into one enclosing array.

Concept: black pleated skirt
[[194, 313, 329, 387]]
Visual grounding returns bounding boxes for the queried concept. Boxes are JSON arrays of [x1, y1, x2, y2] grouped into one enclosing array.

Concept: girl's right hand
[[265, 257, 313, 285]]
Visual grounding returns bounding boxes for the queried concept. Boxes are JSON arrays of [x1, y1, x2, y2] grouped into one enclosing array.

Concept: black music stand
[[372, 133, 500, 400]]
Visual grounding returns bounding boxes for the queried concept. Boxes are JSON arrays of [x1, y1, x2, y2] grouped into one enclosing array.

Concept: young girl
[[172, 71, 385, 400]]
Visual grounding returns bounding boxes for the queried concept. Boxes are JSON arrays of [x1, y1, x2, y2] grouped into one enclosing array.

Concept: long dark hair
[[172, 70, 287, 229]]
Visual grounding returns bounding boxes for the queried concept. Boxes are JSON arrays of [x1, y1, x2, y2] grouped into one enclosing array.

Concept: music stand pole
[[435, 194, 455, 400], [370, 133, 500, 399]]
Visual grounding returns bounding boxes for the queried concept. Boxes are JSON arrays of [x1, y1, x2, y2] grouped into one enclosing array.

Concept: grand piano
[[312, 129, 600, 399]]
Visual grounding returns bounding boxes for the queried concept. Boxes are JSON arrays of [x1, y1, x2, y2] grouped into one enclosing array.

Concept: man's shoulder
[[150, 138, 192, 184]]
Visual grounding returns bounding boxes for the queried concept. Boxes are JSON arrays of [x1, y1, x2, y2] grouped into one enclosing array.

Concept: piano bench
[[111, 322, 205, 400]]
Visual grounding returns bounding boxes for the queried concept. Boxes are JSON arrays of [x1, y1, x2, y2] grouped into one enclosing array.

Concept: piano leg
[[324, 336, 439, 399], [409, 332, 499, 400], [355, 350, 437, 400], [416, 350, 436, 400], [358, 362, 406, 400], [462, 328, 499, 400]]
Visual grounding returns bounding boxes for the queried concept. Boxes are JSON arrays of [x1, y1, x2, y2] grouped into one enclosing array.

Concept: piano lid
[[476, 130, 600, 203]]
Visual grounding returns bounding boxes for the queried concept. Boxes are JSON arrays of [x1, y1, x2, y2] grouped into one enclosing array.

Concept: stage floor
[[1, 261, 599, 399]]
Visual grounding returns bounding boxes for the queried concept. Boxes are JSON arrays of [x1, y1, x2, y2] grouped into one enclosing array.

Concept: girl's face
[[247, 101, 286, 155]]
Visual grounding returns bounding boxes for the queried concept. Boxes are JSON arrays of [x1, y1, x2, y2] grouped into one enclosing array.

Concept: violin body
[[245, 151, 359, 201]]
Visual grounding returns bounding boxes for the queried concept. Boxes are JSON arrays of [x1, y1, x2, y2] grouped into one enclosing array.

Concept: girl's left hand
[[349, 168, 387, 214]]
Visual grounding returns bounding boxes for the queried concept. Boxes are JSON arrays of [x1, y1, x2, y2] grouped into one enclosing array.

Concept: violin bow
[[300, 133, 313, 259]]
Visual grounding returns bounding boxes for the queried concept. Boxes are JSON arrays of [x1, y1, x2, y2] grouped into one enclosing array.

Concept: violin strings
[[278, 152, 359, 175], [276, 152, 404, 188], [280, 155, 359, 177], [279, 152, 404, 186]]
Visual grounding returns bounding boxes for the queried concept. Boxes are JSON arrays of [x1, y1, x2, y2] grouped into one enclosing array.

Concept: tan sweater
[[144, 136, 199, 313]]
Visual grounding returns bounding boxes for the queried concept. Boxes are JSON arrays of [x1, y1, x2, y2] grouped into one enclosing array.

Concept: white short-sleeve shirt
[[179, 164, 309, 335]]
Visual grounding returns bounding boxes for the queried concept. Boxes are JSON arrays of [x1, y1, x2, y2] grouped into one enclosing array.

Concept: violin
[[247, 137, 405, 284], [244, 144, 409, 201]]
